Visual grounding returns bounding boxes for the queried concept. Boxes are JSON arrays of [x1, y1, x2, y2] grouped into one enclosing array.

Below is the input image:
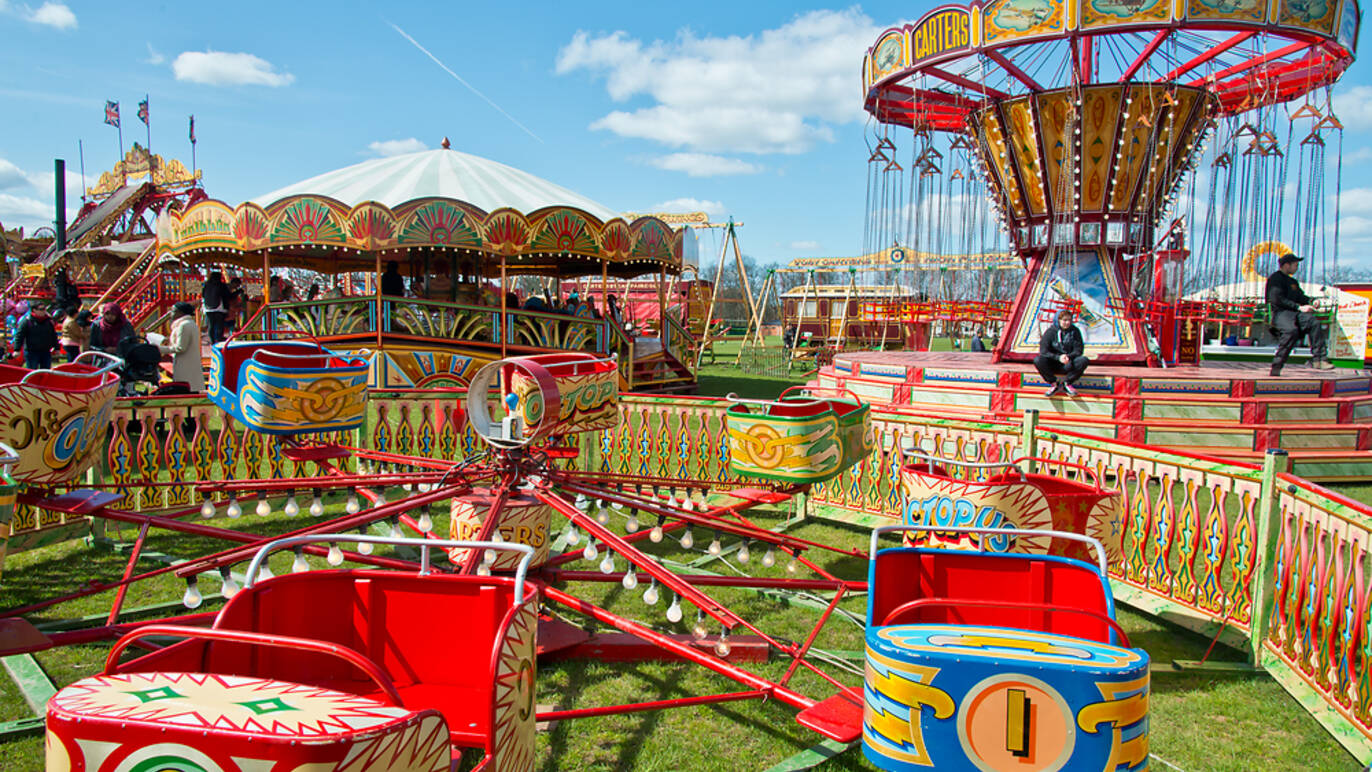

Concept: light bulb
[[622, 567, 639, 590], [417, 512, 433, 532], [284, 495, 300, 518], [643, 580, 660, 605], [610, 498, 624, 512], [327, 543, 345, 566], [625, 512, 639, 533], [182, 578, 202, 609], [786, 556, 799, 574], [227, 496, 241, 518], [358, 532, 374, 555], [666, 594, 683, 623], [309, 495, 324, 517], [477, 563, 491, 576], [374, 490, 387, 507], [599, 552, 615, 574], [483, 548, 497, 565], [200, 499, 215, 518], [219, 568, 238, 599], [650, 520, 664, 543], [292, 550, 310, 574], [715, 630, 732, 657], [257, 563, 273, 582], [389, 520, 402, 539], [682, 496, 694, 512], [692, 616, 708, 640], [256, 497, 271, 517], [345, 491, 360, 514], [595, 503, 610, 525], [708, 534, 723, 556], [575, 493, 589, 512], [737, 542, 751, 563], [583, 542, 599, 561], [566, 524, 581, 545], [761, 548, 776, 568], [680, 528, 694, 550]]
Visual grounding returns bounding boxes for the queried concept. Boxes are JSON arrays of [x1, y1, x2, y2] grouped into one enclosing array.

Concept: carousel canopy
[[155, 147, 682, 278], [252, 148, 619, 221]]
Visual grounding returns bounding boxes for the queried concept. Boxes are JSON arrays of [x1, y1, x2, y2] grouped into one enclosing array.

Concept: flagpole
[[117, 121, 125, 186], [77, 140, 87, 204], [144, 94, 151, 159]]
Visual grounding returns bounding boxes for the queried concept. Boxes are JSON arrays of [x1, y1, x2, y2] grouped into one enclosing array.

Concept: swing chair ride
[[822, 0, 1372, 463]]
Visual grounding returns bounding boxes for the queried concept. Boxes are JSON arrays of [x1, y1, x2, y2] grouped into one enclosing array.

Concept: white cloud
[[367, 138, 428, 157], [1341, 146, 1372, 165], [26, 2, 75, 29], [144, 42, 165, 66], [1334, 86, 1372, 131], [557, 9, 882, 155], [648, 152, 761, 177], [1339, 187, 1372, 215], [0, 193, 55, 227], [172, 51, 294, 87], [649, 197, 727, 218], [0, 159, 31, 190], [789, 240, 820, 250]]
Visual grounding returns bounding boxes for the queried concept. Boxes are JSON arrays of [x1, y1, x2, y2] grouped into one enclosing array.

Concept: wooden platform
[[819, 351, 1372, 480]]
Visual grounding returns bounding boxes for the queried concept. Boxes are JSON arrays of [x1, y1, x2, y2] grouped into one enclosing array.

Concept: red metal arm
[[102, 624, 404, 706], [879, 598, 1130, 647]]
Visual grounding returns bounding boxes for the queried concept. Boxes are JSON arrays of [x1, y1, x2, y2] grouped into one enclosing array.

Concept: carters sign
[[912, 7, 971, 63]]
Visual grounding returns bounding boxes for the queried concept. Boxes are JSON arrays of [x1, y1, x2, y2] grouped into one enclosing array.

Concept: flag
[[188, 115, 195, 144], [104, 101, 119, 128], [137, 98, 148, 126]]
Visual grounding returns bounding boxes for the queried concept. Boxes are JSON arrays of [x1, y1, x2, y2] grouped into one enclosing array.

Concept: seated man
[[1034, 309, 1088, 397], [1266, 252, 1332, 375]]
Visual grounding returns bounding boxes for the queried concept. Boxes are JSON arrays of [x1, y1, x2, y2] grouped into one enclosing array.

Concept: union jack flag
[[137, 98, 148, 126], [104, 100, 119, 128]]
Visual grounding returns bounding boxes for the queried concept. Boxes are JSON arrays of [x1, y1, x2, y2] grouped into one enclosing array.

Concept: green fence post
[[1020, 409, 1039, 474], [1248, 447, 1289, 666]]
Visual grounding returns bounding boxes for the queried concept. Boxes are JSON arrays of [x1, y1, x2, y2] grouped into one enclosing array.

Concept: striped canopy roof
[[253, 148, 618, 221]]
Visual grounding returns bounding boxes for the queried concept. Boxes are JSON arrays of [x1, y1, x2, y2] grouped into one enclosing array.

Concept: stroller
[[114, 335, 164, 396]]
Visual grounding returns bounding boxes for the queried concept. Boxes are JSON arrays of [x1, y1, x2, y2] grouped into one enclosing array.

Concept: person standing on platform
[[1034, 308, 1088, 397], [59, 307, 90, 362], [13, 302, 58, 370], [201, 270, 228, 344], [1266, 253, 1332, 375], [381, 261, 405, 297], [159, 302, 205, 391]]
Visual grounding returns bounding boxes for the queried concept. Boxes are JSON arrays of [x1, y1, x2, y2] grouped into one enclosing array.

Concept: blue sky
[[2, 1, 1371, 273]]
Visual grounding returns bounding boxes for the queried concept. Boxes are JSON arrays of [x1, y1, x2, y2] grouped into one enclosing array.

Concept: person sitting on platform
[[1035, 309, 1088, 397], [1266, 252, 1332, 375]]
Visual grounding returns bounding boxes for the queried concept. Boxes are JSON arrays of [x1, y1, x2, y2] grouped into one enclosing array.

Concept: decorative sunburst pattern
[[398, 201, 480, 247], [231, 205, 268, 247], [51, 672, 414, 736], [629, 218, 674, 262], [599, 220, 632, 258], [491, 599, 539, 772], [485, 210, 531, 254], [348, 203, 398, 249], [270, 197, 345, 244], [530, 210, 597, 254]]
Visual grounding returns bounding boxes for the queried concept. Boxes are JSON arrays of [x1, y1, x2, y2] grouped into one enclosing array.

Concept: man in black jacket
[[1034, 308, 1088, 397], [1266, 253, 1331, 375]]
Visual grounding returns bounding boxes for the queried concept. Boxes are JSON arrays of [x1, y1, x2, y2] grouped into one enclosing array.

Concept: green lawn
[[0, 344, 1363, 770]]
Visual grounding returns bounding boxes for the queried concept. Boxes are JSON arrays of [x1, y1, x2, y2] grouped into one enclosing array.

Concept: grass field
[[0, 340, 1362, 770]]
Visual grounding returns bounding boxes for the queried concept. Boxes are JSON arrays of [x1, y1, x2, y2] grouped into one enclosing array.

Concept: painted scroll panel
[[1082, 0, 1172, 28], [1080, 86, 1123, 212], [1003, 98, 1049, 216], [982, 0, 1067, 45]]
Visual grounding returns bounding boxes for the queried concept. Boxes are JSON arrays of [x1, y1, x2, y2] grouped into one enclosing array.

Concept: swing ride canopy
[[154, 147, 687, 279], [865, 0, 1359, 131]]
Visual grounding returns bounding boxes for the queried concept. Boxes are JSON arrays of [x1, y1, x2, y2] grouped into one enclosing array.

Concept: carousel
[[154, 142, 698, 392]]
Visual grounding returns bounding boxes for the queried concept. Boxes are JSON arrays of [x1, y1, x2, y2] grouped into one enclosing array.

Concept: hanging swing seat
[[725, 387, 872, 486], [208, 334, 369, 435]]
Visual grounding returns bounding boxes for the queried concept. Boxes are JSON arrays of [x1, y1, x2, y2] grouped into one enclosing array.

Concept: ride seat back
[[869, 548, 1113, 643]]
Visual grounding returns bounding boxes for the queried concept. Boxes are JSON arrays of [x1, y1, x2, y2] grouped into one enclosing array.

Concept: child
[[14, 302, 58, 370], [59, 306, 90, 362]]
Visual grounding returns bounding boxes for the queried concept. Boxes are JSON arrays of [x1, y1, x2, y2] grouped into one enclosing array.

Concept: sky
[[2, 1, 1372, 273]]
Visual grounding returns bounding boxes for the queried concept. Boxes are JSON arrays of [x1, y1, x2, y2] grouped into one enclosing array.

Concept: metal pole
[[54, 159, 67, 251], [1020, 409, 1040, 474]]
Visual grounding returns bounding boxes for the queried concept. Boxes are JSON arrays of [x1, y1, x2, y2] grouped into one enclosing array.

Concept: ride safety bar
[[870, 524, 1110, 578]]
